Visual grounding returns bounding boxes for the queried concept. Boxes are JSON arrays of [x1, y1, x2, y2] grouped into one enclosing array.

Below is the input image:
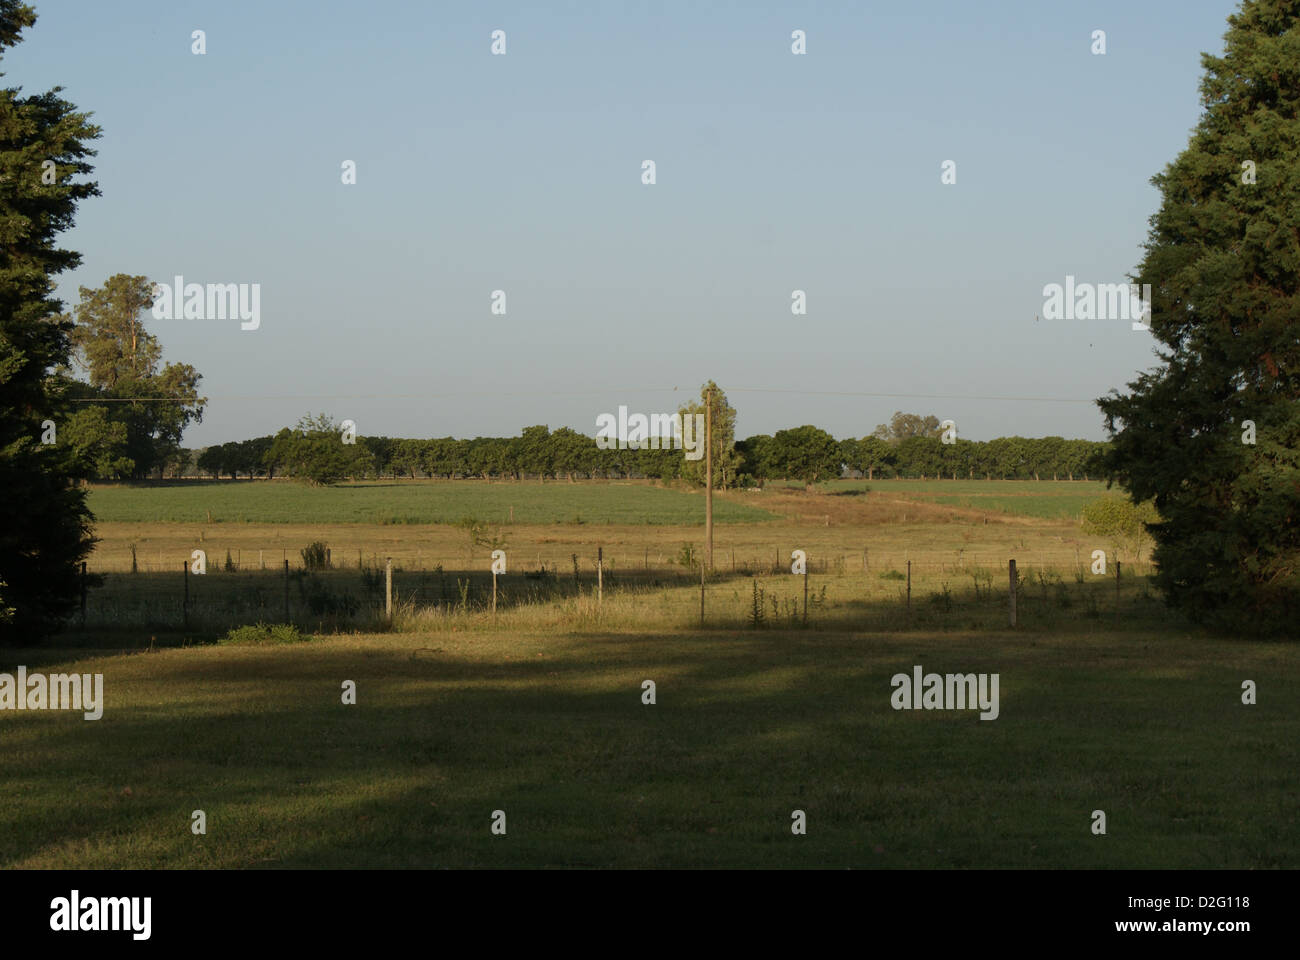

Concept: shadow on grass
[[1, 627, 1295, 868]]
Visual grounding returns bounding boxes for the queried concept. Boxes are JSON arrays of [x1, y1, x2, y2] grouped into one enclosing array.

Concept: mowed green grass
[[2, 626, 1294, 868], [822, 479, 1113, 520], [87, 480, 778, 526]]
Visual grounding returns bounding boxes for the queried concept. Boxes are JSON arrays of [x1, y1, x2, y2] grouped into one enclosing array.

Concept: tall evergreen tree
[[0, 0, 101, 640], [1098, 0, 1300, 628]]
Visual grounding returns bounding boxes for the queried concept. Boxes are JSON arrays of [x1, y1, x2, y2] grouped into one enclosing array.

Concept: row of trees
[[187, 409, 1109, 487], [748, 431, 1109, 486]]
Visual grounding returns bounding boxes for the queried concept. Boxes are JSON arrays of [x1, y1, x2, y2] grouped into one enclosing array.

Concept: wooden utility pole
[[705, 384, 714, 571]]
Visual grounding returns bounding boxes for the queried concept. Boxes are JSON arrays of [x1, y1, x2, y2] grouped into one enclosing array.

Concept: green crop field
[[816, 479, 1113, 520], [86, 480, 779, 526], [87, 478, 1113, 526]]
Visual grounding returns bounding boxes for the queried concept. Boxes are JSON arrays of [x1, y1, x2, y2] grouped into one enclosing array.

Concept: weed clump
[[219, 622, 306, 645]]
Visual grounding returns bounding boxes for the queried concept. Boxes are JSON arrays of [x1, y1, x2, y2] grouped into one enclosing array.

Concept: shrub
[[748, 579, 766, 628], [297, 574, 359, 616], [301, 541, 331, 571], [1080, 496, 1158, 562], [359, 561, 384, 595], [456, 516, 486, 547], [879, 569, 906, 581], [219, 622, 306, 645]]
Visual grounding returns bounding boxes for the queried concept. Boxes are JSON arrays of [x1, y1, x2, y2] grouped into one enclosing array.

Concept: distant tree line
[[181, 409, 1109, 487]]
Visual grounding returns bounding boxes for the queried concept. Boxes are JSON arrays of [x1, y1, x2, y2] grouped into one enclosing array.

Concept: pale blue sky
[[11, 0, 1237, 444]]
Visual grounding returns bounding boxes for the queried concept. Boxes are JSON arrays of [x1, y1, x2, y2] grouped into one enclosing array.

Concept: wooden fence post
[[597, 546, 603, 606], [1115, 558, 1121, 627], [1009, 559, 1018, 628], [385, 557, 393, 625], [183, 560, 189, 629], [283, 559, 290, 622], [699, 561, 705, 627], [79, 561, 87, 627], [906, 559, 912, 627]]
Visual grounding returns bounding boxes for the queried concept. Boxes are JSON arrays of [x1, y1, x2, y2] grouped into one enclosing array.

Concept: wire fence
[[70, 543, 1154, 636]]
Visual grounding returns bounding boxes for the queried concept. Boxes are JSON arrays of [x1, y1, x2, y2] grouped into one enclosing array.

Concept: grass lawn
[[3, 624, 1294, 868]]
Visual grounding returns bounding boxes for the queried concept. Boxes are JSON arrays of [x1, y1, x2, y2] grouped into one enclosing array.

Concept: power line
[[727, 387, 1097, 404], [64, 386, 1100, 404]]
